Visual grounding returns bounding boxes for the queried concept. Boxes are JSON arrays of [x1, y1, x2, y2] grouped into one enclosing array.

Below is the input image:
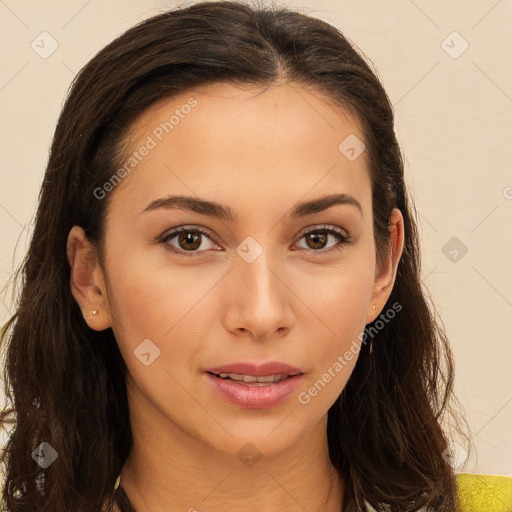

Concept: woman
[[1, 1, 509, 511]]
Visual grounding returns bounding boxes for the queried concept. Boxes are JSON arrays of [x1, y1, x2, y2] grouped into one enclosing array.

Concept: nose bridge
[[226, 237, 291, 338], [239, 241, 281, 309]]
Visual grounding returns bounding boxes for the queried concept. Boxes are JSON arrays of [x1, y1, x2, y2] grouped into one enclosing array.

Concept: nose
[[222, 247, 294, 341]]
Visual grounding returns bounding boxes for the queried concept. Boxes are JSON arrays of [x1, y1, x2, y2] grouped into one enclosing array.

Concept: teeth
[[217, 373, 289, 384]]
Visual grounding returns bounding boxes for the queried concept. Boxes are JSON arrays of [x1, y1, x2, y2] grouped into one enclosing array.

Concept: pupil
[[179, 231, 201, 250], [308, 232, 326, 249]]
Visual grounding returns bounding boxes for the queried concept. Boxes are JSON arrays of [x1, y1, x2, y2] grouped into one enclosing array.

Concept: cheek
[[295, 287, 371, 410], [104, 249, 217, 378], [291, 251, 375, 394], [106, 242, 197, 333], [296, 255, 375, 338]]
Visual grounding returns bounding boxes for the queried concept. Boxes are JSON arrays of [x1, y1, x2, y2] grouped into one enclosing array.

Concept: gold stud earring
[[91, 309, 99, 315], [372, 305, 376, 310]]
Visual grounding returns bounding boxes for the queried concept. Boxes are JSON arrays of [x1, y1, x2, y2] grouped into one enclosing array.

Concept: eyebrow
[[140, 193, 363, 220]]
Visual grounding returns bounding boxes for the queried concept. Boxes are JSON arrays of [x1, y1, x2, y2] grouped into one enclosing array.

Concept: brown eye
[[177, 231, 202, 250], [304, 231, 329, 250], [295, 226, 352, 253], [160, 227, 218, 256]]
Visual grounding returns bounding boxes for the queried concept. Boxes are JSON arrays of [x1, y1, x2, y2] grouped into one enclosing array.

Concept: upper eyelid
[[163, 225, 218, 244], [296, 224, 349, 238]]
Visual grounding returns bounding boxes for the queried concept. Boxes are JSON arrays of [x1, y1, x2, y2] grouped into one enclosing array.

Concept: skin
[[67, 81, 404, 512]]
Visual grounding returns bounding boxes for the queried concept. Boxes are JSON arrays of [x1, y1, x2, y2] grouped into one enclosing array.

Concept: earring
[[372, 305, 376, 310], [91, 309, 98, 315]]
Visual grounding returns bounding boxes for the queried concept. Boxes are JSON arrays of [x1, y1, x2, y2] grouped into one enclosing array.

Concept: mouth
[[205, 368, 304, 409], [207, 371, 301, 386]]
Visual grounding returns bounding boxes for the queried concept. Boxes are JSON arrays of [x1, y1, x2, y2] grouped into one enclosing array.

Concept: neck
[[120, 453, 343, 512], [118, 380, 344, 511]]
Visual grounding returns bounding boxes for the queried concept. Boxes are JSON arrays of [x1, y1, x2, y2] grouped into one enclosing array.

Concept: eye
[[158, 224, 352, 257], [158, 226, 220, 257], [294, 225, 352, 253]]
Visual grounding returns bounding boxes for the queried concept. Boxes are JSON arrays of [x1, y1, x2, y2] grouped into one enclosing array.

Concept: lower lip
[[206, 372, 303, 409]]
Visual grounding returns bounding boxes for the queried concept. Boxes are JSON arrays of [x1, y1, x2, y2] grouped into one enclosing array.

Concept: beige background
[[0, 0, 511, 476]]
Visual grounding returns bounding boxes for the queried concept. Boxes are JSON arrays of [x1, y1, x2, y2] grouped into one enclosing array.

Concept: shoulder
[[456, 473, 512, 512], [363, 474, 512, 512]]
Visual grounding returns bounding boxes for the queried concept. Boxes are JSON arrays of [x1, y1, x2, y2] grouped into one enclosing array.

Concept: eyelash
[[158, 224, 353, 258]]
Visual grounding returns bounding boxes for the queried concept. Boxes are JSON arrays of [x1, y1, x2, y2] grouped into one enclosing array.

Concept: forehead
[[131, 81, 364, 142], [108, 81, 371, 218]]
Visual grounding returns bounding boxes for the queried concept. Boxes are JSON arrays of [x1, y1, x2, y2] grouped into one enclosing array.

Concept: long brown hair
[[1, 1, 467, 510]]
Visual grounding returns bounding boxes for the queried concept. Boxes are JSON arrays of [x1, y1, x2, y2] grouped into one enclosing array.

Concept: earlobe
[[66, 225, 111, 331], [366, 208, 405, 323]]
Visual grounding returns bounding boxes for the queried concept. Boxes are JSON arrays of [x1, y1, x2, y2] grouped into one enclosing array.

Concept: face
[[68, 81, 403, 459]]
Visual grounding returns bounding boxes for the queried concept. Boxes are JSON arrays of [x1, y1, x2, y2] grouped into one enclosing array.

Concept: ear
[[366, 208, 405, 323], [66, 225, 112, 331]]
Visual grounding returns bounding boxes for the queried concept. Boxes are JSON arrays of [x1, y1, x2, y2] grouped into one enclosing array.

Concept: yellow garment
[[457, 473, 512, 512], [364, 474, 512, 512]]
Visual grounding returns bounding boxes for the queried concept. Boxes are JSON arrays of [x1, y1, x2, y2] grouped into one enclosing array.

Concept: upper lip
[[206, 362, 303, 377]]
